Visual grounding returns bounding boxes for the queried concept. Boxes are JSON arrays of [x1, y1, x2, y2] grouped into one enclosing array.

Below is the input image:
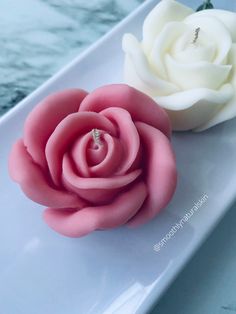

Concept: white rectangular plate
[[1, 1, 236, 313]]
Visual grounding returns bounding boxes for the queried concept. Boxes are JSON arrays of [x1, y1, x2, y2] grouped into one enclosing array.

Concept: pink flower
[[9, 84, 177, 237]]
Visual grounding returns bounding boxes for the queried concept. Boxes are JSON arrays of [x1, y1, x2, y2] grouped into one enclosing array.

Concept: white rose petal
[[184, 15, 232, 64], [192, 9, 236, 42], [165, 54, 232, 90], [122, 34, 179, 96], [195, 44, 236, 131], [156, 84, 234, 130], [172, 42, 216, 64], [122, 0, 236, 131], [150, 21, 187, 79], [155, 84, 233, 111], [143, 0, 193, 53]]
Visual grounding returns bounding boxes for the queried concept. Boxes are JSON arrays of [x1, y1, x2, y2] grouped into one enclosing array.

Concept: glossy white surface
[[0, 1, 236, 313]]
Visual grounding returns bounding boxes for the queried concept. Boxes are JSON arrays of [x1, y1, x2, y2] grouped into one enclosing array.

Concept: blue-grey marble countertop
[[0, 0, 142, 115], [1, 1, 236, 313]]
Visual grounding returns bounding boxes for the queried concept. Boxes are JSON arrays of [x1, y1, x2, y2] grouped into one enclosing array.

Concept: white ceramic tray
[[1, 1, 236, 313]]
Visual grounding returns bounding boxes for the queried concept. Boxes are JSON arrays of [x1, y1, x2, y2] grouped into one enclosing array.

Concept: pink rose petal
[[9, 140, 85, 209], [62, 153, 121, 205], [63, 181, 121, 205], [89, 133, 123, 177], [9, 85, 177, 238], [62, 152, 142, 190], [45, 112, 117, 186], [100, 107, 140, 174], [128, 122, 177, 227], [86, 141, 108, 166], [71, 132, 123, 178], [24, 89, 87, 169], [70, 133, 93, 178], [43, 181, 147, 237], [79, 84, 171, 138]]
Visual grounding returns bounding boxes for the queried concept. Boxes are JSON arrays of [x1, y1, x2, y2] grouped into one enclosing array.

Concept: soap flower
[[122, 0, 236, 131], [9, 85, 177, 237]]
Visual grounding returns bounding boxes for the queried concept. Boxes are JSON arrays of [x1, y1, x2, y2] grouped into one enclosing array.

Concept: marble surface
[[0, 0, 142, 116], [1, 1, 236, 314]]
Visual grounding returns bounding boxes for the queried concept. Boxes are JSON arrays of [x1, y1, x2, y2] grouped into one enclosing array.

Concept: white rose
[[122, 0, 236, 131]]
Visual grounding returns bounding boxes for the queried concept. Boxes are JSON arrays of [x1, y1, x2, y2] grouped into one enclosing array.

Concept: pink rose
[[9, 84, 177, 237]]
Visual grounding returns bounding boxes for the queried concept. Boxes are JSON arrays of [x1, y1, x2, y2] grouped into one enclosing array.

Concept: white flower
[[122, 0, 236, 131]]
